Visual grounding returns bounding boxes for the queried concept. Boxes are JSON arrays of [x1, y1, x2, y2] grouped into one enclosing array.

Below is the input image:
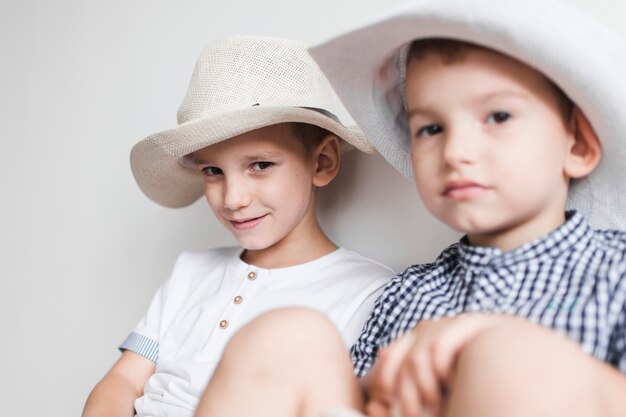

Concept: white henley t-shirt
[[120, 246, 393, 417]]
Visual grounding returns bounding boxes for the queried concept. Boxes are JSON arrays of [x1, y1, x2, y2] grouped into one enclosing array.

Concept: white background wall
[[0, 0, 623, 416]]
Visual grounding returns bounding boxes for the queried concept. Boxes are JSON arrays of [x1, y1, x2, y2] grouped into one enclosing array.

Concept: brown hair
[[407, 38, 574, 122], [179, 122, 333, 171], [290, 122, 332, 159]]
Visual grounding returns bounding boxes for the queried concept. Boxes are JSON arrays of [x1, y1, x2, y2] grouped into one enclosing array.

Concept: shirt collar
[[457, 211, 593, 270]]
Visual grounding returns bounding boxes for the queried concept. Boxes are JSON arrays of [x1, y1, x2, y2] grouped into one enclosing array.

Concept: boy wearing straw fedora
[[191, 1, 626, 417], [81, 36, 393, 417]]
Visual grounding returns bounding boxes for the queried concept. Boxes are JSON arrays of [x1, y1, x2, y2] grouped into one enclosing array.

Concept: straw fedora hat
[[310, 0, 626, 230], [131, 36, 373, 208]]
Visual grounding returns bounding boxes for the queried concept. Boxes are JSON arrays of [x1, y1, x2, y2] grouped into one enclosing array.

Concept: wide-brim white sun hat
[[309, 0, 626, 230], [131, 36, 373, 208]]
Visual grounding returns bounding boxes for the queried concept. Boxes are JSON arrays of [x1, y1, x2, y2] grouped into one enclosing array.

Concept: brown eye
[[487, 111, 511, 124], [416, 124, 443, 138], [202, 166, 223, 176], [251, 161, 273, 171]]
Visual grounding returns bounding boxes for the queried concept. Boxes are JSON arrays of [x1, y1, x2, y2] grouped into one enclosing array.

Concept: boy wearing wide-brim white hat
[[189, 1, 626, 417], [81, 36, 394, 417]]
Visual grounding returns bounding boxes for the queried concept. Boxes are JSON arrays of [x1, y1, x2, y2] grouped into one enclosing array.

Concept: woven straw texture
[[131, 36, 372, 208]]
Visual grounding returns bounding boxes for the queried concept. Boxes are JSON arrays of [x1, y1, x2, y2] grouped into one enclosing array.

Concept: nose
[[441, 125, 479, 168], [223, 175, 252, 210]]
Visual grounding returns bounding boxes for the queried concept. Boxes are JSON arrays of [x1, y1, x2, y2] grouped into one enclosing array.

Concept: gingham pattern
[[352, 212, 626, 377]]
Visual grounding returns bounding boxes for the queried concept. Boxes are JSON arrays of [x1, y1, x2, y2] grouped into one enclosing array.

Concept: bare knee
[[446, 321, 603, 417], [230, 308, 339, 348], [220, 307, 346, 369], [209, 308, 361, 416]]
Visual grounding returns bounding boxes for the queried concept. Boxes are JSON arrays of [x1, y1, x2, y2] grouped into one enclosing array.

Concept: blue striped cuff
[[119, 332, 159, 362]]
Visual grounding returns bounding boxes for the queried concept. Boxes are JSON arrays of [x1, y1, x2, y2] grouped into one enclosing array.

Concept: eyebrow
[[407, 107, 436, 120], [191, 151, 282, 166], [241, 151, 281, 162], [406, 90, 530, 120], [476, 90, 530, 104]]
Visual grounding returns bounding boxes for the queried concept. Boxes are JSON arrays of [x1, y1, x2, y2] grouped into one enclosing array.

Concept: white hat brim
[[130, 106, 371, 208], [310, 0, 626, 230]]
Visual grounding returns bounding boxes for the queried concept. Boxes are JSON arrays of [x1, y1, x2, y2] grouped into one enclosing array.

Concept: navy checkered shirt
[[352, 211, 626, 377]]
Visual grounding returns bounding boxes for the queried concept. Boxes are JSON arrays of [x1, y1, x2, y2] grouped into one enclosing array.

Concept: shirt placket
[[202, 266, 263, 359], [465, 263, 498, 312]]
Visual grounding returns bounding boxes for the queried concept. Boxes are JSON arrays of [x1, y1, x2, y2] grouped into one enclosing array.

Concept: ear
[[312, 134, 341, 187], [564, 107, 602, 179]]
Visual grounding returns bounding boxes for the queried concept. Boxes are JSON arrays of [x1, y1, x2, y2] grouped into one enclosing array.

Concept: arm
[[82, 350, 156, 417], [596, 356, 626, 417], [604, 299, 626, 417], [362, 314, 519, 417], [351, 272, 406, 379], [365, 314, 626, 417]]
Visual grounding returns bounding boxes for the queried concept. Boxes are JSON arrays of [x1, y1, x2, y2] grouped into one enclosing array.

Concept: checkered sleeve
[[351, 272, 403, 378], [609, 305, 626, 374], [606, 246, 626, 374], [609, 294, 626, 374]]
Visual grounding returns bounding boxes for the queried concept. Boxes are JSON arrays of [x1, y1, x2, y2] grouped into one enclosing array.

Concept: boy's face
[[192, 124, 318, 252], [405, 48, 576, 249]]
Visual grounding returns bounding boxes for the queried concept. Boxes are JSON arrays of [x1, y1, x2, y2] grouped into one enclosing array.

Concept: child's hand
[[366, 314, 516, 417], [362, 334, 416, 417]]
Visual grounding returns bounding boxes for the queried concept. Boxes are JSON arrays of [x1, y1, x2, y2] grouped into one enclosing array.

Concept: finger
[[367, 349, 395, 405], [411, 349, 442, 415], [365, 399, 393, 417], [431, 315, 499, 384], [397, 363, 422, 417], [377, 333, 417, 399]]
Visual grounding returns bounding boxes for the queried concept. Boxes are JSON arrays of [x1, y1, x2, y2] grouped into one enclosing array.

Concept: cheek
[[263, 173, 311, 205], [412, 153, 436, 188], [287, 168, 313, 192], [203, 184, 222, 212], [414, 177, 438, 212], [284, 173, 314, 212]]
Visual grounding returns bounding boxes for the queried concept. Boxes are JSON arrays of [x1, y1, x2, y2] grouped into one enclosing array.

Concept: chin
[[446, 215, 497, 235], [237, 238, 277, 251], [239, 242, 269, 251]]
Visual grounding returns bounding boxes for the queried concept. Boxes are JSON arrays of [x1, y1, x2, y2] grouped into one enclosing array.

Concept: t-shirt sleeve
[[338, 278, 390, 347], [118, 261, 177, 363], [350, 273, 403, 378]]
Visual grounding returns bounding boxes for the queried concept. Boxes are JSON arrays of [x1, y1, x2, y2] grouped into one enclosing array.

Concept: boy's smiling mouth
[[228, 215, 268, 231], [443, 180, 491, 201]]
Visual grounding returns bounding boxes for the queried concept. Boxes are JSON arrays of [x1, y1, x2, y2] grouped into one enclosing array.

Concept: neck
[[468, 209, 567, 251], [241, 207, 337, 269]]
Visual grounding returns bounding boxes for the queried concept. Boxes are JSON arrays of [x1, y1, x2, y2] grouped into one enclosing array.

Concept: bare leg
[[445, 321, 625, 417], [194, 308, 362, 417]]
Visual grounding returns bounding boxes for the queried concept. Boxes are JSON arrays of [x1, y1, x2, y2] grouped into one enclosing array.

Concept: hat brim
[[130, 106, 372, 208], [310, 0, 626, 230]]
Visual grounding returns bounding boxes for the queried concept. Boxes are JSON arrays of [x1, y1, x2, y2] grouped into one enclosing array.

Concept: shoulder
[[166, 246, 241, 286], [378, 242, 461, 301], [590, 228, 626, 253], [586, 228, 626, 274], [334, 248, 395, 276], [585, 228, 626, 289], [174, 246, 241, 267], [397, 242, 461, 283], [301, 249, 394, 294]]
